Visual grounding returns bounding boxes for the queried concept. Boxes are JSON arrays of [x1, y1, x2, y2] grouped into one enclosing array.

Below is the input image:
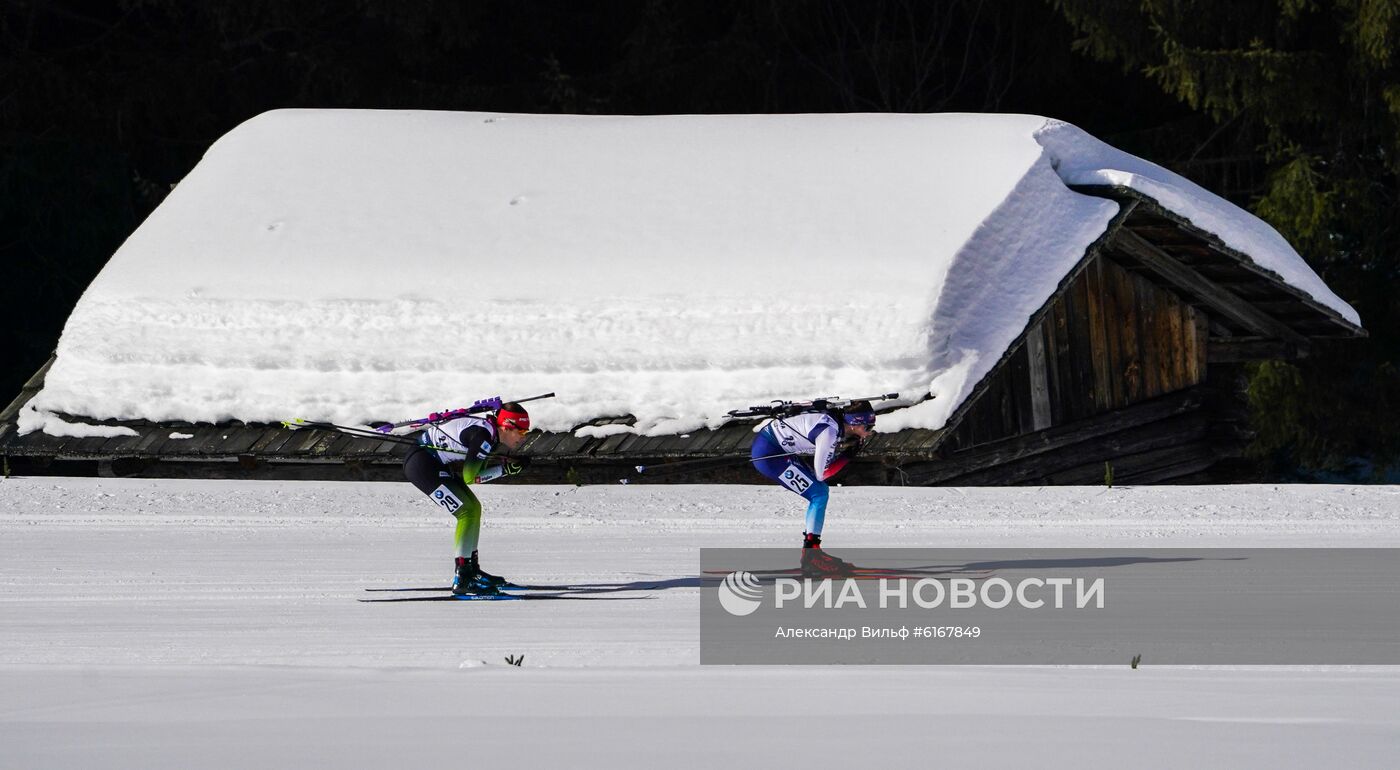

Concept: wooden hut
[[0, 112, 1364, 483], [1, 186, 1361, 484]]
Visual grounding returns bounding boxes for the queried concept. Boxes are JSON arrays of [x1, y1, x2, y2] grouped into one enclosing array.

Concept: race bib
[[779, 465, 814, 495], [431, 484, 464, 515]]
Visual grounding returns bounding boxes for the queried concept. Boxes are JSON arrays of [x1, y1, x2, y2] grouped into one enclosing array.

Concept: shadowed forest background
[[3, 0, 1397, 479]]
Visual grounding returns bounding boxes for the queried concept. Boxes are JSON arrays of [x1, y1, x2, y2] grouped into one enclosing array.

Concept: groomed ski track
[[3, 478, 1400, 768]]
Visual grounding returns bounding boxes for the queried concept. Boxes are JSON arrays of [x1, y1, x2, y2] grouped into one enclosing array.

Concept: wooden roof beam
[[1081, 186, 1364, 338], [1110, 229, 1312, 351]]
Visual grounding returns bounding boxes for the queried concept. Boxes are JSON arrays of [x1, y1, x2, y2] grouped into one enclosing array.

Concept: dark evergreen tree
[[1053, 0, 1400, 476]]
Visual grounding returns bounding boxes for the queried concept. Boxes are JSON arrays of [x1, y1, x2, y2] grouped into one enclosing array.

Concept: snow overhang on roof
[[23, 110, 1360, 437]]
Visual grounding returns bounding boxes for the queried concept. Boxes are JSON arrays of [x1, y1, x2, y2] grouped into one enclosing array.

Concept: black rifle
[[725, 392, 901, 420]]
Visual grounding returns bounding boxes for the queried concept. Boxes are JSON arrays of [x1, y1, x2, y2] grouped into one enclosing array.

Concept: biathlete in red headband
[[401, 402, 532, 597]]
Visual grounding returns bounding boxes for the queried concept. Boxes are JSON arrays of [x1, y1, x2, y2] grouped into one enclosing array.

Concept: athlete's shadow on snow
[[953, 555, 1238, 572], [523, 577, 705, 593], [526, 556, 1244, 593], [682, 555, 1240, 582], [476, 560, 1217, 593], [808, 555, 1229, 575]]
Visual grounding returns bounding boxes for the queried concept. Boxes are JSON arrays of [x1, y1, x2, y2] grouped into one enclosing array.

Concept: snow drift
[[24, 110, 1358, 436]]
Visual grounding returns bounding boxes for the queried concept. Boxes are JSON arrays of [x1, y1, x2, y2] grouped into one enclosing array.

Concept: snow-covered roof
[[24, 110, 1360, 436]]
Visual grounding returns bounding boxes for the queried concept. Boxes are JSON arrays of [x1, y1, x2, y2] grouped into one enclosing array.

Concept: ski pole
[[633, 452, 795, 474], [620, 452, 797, 483], [282, 418, 461, 454]]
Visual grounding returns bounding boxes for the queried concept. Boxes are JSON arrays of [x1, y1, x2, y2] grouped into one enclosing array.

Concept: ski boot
[[453, 556, 502, 597], [801, 532, 857, 578], [470, 550, 517, 589]]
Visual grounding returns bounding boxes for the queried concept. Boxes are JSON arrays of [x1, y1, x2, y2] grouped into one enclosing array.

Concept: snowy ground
[[3, 478, 1400, 768]]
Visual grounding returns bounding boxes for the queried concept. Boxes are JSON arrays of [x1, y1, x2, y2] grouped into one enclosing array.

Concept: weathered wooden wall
[[945, 254, 1208, 453], [896, 379, 1251, 487]]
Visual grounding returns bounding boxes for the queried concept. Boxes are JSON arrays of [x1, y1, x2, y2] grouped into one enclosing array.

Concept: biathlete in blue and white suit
[[749, 401, 876, 575], [402, 403, 531, 597]]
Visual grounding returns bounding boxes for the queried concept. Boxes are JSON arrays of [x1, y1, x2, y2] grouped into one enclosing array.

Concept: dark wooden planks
[[94, 424, 159, 455], [1006, 342, 1034, 436], [1068, 270, 1099, 414], [0, 356, 54, 447], [914, 388, 1203, 484], [1110, 256, 1144, 404], [912, 404, 1210, 486], [1026, 322, 1052, 432], [1186, 307, 1208, 384], [1044, 301, 1067, 424], [943, 242, 1213, 453], [1084, 257, 1113, 411], [1131, 270, 1163, 399], [1112, 229, 1311, 349]]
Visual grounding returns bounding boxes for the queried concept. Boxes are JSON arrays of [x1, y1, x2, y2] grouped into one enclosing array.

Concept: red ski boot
[[801, 532, 856, 577]]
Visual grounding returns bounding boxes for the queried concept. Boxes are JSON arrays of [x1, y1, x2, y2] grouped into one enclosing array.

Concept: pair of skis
[[359, 585, 648, 602], [361, 565, 994, 603]]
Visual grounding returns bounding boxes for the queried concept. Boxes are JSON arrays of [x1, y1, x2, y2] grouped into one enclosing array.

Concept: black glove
[[504, 457, 531, 476], [836, 435, 865, 457]]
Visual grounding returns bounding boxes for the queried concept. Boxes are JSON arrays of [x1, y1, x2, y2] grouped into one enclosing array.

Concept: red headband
[[496, 408, 530, 431]]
